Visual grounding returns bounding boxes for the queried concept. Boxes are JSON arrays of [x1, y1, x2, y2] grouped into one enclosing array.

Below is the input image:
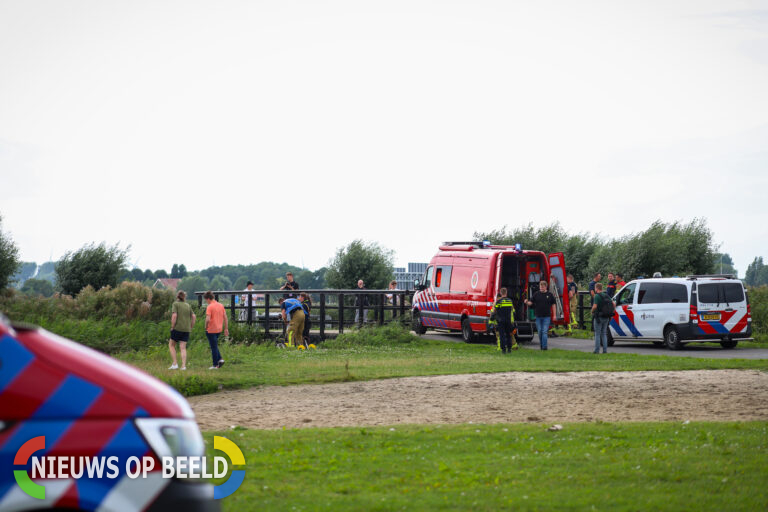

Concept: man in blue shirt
[[279, 297, 306, 348]]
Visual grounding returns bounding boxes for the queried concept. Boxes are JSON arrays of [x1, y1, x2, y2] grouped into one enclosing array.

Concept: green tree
[[209, 274, 232, 291], [233, 275, 250, 290], [55, 243, 130, 295], [178, 264, 188, 278], [154, 269, 169, 279], [171, 263, 180, 279], [21, 278, 54, 297], [745, 257, 767, 287], [0, 215, 21, 290], [325, 240, 394, 289], [129, 268, 145, 281], [178, 275, 209, 297], [12, 261, 37, 288], [475, 222, 603, 283], [713, 253, 737, 277]]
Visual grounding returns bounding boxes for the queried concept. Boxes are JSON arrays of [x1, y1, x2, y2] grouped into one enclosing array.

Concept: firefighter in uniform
[[279, 297, 306, 348], [493, 287, 518, 353]]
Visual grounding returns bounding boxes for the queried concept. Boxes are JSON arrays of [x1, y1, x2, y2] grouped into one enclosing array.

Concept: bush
[[748, 286, 768, 339]]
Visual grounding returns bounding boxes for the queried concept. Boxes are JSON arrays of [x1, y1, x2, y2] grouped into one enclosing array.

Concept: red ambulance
[[412, 242, 570, 342], [0, 314, 218, 511]]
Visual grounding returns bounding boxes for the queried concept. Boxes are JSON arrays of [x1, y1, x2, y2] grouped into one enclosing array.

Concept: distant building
[[153, 278, 181, 291], [394, 263, 428, 290]]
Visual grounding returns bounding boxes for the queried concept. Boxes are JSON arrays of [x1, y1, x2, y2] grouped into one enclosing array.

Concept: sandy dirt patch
[[189, 370, 768, 430]]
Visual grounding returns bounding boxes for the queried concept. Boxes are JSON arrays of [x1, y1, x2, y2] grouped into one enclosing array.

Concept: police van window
[[661, 283, 688, 303], [698, 284, 719, 303], [434, 266, 452, 292], [423, 266, 434, 289], [615, 283, 636, 305], [723, 283, 745, 303], [637, 282, 663, 304]]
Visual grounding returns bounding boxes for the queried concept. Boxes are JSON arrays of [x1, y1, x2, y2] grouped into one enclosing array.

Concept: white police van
[[608, 275, 752, 350]]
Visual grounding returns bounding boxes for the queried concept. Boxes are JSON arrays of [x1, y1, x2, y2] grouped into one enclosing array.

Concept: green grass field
[[117, 334, 768, 397], [205, 422, 768, 511]]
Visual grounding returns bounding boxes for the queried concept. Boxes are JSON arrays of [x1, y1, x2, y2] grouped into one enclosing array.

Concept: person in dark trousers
[[591, 282, 612, 353], [606, 272, 617, 298], [493, 287, 518, 353], [525, 280, 557, 350], [204, 291, 228, 369], [299, 292, 312, 345], [589, 272, 602, 305], [354, 279, 370, 325], [280, 272, 299, 298], [566, 274, 578, 334]]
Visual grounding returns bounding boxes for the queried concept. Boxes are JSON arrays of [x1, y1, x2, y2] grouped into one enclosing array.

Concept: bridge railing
[[194, 289, 411, 339]]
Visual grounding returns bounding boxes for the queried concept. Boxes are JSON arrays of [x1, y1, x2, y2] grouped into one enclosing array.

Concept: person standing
[[616, 273, 626, 290], [280, 272, 299, 298], [299, 292, 312, 345], [591, 283, 613, 354], [493, 287, 518, 353], [566, 274, 578, 334], [279, 297, 306, 348], [386, 280, 398, 319], [354, 279, 370, 325], [525, 280, 556, 350], [606, 273, 617, 298], [589, 272, 602, 304], [204, 291, 228, 369], [168, 291, 195, 370], [239, 280, 256, 321]]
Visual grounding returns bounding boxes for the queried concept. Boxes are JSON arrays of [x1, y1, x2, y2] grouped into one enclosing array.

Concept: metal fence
[[195, 289, 411, 339]]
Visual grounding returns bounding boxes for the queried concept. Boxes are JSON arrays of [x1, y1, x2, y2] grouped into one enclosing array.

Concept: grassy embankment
[[30, 319, 765, 397], [205, 421, 768, 511]]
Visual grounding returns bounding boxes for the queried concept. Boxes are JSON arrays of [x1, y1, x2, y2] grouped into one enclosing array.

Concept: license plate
[[701, 313, 720, 321]]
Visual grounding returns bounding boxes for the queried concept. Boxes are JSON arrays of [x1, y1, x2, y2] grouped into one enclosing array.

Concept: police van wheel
[[664, 326, 683, 350], [461, 318, 476, 343], [720, 338, 738, 349], [412, 311, 427, 335]]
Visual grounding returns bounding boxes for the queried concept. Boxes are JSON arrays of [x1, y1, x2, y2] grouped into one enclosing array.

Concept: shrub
[[748, 286, 768, 339]]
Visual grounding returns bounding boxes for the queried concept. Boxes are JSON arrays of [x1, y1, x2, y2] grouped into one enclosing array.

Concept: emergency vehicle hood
[[0, 319, 194, 421]]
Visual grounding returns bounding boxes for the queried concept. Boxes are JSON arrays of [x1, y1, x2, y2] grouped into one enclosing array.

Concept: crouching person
[[280, 297, 306, 348]]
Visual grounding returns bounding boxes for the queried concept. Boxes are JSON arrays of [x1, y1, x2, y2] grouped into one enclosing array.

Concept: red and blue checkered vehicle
[[0, 315, 218, 511]]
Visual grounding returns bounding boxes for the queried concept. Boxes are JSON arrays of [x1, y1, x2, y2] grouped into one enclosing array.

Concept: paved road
[[421, 332, 768, 359]]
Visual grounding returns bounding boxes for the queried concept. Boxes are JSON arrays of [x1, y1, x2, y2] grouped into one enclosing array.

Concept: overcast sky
[[1, 0, 767, 275]]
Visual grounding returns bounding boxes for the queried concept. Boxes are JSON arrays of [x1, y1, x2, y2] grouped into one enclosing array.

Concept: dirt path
[[189, 370, 768, 430]]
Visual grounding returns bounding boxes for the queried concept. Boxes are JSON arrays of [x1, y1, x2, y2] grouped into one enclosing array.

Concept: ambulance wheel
[[720, 338, 738, 349], [412, 311, 427, 335], [461, 318, 476, 343], [607, 331, 615, 347], [664, 326, 683, 350]]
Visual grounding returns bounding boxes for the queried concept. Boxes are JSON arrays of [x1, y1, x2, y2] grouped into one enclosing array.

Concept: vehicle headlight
[[135, 418, 205, 459]]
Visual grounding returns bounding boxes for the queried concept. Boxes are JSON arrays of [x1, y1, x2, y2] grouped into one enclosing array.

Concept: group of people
[[492, 280, 558, 353], [167, 289, 228, 371], [166, 272, 402, 368]]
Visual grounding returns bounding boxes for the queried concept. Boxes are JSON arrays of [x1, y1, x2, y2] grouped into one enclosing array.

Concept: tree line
[[0, 213, 760, 299]]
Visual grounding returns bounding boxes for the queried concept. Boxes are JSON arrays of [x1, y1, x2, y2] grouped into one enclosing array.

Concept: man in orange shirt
[[204, 291, 228, 369]]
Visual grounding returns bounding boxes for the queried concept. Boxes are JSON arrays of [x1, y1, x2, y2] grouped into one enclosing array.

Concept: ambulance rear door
[[548, 252, 569, 325]]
